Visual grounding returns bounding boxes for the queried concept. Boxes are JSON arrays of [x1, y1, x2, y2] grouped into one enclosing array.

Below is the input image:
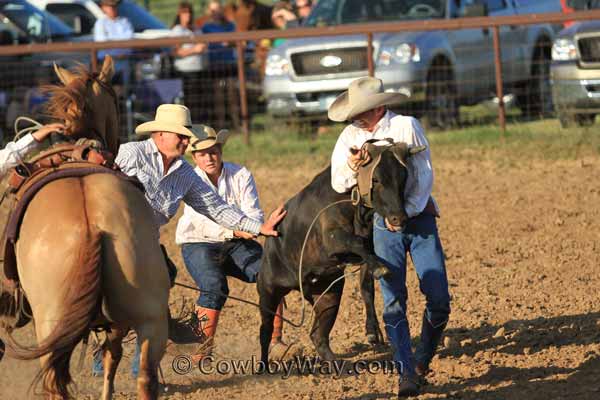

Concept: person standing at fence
[[329, 77, 451, 398], [93, 0, 134, 89], [201, 0, 240, 129], [175, 124, 287, 361], [171, 1, 207, 122]]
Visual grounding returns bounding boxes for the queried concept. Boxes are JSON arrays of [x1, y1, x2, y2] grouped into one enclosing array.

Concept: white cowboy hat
[[135, 104, 198, 137], [328, 77, 407, 122], [188, 124, 231, 152]]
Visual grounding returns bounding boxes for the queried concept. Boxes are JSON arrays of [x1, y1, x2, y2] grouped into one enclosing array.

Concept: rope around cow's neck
[[173, 198, 359, 331]]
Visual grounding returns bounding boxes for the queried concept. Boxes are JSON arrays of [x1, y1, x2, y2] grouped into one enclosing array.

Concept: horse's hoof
[[372, 265, 392, 280]]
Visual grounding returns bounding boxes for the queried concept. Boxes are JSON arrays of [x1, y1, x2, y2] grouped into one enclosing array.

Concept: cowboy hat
[[188, 124, 231, 152], [135, 104, 198, 137], [327, 77, 407, 122]]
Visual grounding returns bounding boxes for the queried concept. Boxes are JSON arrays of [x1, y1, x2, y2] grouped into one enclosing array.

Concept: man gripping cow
[[329, 77, 451, 398], [175, 125, 287, 361]]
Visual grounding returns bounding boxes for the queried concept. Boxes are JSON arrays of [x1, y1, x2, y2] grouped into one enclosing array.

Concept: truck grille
[[578, 35, 600, 63], [291, 47, 368, 76]]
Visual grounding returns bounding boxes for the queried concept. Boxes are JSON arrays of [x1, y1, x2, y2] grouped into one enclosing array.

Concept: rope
[[173, 198, 360, 332]]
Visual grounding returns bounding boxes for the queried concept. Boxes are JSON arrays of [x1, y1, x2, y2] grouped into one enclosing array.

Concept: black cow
[[258, 143, 426, 363]]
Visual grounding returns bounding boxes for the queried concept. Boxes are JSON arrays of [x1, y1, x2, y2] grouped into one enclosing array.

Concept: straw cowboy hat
[[135, 104, 199, 137], [328, 77, 407, 122], [188, 124, 231, 152]]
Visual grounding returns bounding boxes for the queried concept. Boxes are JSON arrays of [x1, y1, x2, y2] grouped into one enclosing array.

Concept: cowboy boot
[[414, 313, 447, 377], [191, 307, 220, 362]]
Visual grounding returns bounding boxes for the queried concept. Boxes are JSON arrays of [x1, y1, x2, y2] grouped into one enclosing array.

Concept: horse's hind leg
[[101, 325, 127, 400], [360, 264, 383, 345], [309, 278, 344, 361], [135, 320, 167, 400]]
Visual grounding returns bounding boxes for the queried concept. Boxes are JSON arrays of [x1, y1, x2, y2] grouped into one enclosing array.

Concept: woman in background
[[171, 1, 207, 122]]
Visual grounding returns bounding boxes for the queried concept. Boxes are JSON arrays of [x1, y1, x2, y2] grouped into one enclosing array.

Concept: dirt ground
[[1, 152, 599, 399]]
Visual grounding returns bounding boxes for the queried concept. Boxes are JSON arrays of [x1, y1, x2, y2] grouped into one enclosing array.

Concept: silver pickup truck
[[263, 0, 563, 127]]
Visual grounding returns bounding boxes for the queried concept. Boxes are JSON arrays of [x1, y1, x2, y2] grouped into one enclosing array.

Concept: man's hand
[[259, 205, 287, 237], [347, 147, 371, 171], [233, 230, 256, 240], [32, 123, 65, 142]]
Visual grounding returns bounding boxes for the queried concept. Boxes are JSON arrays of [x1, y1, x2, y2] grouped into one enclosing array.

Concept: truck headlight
[[378, 43, 420, 66], [552, 38, 578, 61], [265, 54, 290, 76]]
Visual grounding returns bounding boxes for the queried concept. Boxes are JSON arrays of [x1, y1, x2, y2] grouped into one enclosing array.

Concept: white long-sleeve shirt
[[0, 134, 38, 177], [115, 139, 262, 235], [176, 162, 264, 244], [330, 110, 438, 218]]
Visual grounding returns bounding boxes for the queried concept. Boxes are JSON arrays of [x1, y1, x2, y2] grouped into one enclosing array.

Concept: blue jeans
[[181, 239, 262, 310], [374, 212, 450, 376], [92, 340, 140, 377]]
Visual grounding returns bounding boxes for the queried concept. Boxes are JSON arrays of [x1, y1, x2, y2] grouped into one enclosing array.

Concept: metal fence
[[1, 9, 600, 145]]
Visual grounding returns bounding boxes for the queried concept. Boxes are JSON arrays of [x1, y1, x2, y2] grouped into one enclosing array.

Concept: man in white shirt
[[92, 104, 285, 376], [175, 125, 286, 360], [329, 77, 451, 398], [93, 0, 134, 87]]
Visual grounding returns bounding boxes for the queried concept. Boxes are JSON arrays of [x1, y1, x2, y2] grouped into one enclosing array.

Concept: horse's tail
[[4, 228, 103, 398]]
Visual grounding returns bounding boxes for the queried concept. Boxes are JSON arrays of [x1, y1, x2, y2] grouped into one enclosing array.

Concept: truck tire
[[519, 44, 553, 118], [425, 61, 459, 129]]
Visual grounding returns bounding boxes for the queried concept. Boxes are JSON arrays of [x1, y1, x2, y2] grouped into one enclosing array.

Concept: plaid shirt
[[115, 139, 262, 235]]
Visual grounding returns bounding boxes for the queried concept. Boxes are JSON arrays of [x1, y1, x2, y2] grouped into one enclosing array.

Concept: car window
[[0, 0, 73, 41], [485, 0, 506, 11], [46, 3, 95, 34], [305, 0, 446, 27], [110, 0, 166, 31], [566, 0, 600, 9]]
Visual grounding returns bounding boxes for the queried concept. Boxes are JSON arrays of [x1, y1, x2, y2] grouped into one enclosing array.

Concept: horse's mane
[[42, 65, 94, 135]]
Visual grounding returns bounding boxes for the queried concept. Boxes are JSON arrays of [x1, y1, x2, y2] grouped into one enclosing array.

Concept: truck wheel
[[559, 113, 596, 128], [520, 45, 553, 118], [425, 63, 459, 129]]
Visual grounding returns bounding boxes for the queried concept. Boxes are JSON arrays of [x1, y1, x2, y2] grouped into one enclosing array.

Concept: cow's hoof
[[373, 265, 392, 280]]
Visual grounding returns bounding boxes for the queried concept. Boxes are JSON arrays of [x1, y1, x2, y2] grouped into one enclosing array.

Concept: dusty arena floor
[[1, 134, 599, 399]]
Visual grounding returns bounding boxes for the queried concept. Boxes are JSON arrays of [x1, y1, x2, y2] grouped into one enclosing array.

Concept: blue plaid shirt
[[115, 139, 262, 235]]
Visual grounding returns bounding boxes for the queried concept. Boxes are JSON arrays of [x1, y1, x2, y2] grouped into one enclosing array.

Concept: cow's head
[[356, 141, 427, 231]]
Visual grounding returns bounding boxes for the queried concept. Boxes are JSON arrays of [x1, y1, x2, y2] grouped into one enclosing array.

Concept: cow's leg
[[257, 273, 289, 367], [360, 264, 384, 345], [325, 229, 390, 279], [308, 277, 344, 361]]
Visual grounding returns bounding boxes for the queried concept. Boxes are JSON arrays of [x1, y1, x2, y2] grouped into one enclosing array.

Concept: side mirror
[[462, 3, 487, 17]]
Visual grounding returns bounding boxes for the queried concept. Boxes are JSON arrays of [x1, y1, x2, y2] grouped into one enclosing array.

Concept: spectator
[[93, 0, 134, 89], [235, 0, 273, 31], [271, 1, 296, 47], [171, 1, 207, 122], [293, 0, 313, 25], [202, 0, 239, 129]]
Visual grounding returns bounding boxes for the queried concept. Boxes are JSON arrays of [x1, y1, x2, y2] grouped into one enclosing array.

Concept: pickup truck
[[263, 0, 563, 127]]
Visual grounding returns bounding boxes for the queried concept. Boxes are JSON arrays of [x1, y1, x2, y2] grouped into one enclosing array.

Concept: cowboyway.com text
[[172, 354, 399, 379]]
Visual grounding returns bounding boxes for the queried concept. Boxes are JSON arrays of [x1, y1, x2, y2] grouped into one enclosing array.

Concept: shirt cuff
[[223, 229, 235, 240], [240, 218, 261, 236]]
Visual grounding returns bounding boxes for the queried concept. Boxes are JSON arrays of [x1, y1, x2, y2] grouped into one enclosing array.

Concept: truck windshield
[[0, 0, 73, 40], [305, 0, 446, 27]]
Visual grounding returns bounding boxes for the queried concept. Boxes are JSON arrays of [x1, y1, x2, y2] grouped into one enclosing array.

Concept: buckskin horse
[[0, 56, 170, 400], [258, 141, 425, 364]]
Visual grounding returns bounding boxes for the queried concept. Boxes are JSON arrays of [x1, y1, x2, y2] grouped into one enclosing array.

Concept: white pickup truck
[[263, 0, 564, 127]]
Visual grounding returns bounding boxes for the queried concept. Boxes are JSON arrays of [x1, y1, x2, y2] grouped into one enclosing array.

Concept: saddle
[[1, 141, 141, 292]]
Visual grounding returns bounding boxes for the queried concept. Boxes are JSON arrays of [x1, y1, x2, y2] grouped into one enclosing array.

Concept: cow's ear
[[390, 142, 408, 162], [408, 145, 427, 157]]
